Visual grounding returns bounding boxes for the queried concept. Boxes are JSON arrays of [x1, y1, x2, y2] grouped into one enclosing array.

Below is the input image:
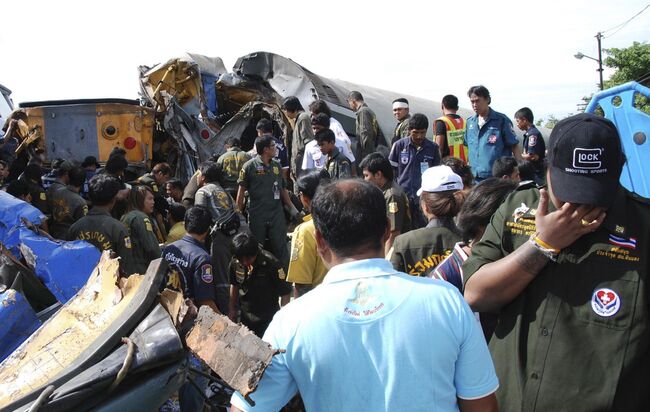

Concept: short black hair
[[184, 206, 212, 235], [315, 128, 335, 145], [106, 155, 128, 174], [169, 202, 186, 223], [311, 112, 330, 128], [55, 161, 74, 177], [457, 178, 517, 242], [311, 180, 387, 257], [442, 157, 474, 187], [514, 107, 534, 123], [152, 162, 172, 176], [392, 97, 409, 105], [231, 230, 260, 259], [517, 160, 536, 182], [24, 163, 43, 182], [442, 95, 459, 111], [256, 118, 273, 134], [282, 96, 303, 112], [88, 174, 122, 206], [359, 152, 393, 181], [492, 156, 518, 178], [308, 100, 332, 117], [199, 161, 222, 183], [255, 135, 275, 156], [297, 169, 330, 200], [109, 147, 127, 158], [408, 113, 429, 131], [6, 180, 30, 199], [467, 85, 491, 104], [69, 166, 86, 188], [347, 91, 363, 102], [166, 178, 183, 191], [225, 137, 241, 147]]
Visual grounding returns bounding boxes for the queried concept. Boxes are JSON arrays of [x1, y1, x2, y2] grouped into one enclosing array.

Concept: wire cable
[[601, 3, 650, 37]]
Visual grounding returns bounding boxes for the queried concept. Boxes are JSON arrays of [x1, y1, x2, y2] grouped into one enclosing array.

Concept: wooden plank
[[185, 306, 276, 400]]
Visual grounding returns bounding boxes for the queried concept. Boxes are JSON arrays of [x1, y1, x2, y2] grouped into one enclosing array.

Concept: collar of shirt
[[181, 234, 205, 248], [600, 185, 629, 234], [322, 258, 396, 285], [302, 214, 313, 223], [426, 217, 455, 228], [88, 207, 111, 216]]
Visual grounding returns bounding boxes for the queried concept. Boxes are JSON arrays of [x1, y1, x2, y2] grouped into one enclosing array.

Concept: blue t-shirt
[[389, 137, 440, 198], [273, 137, 289, 170], [464, 109, 519, 179], [231, 258, 498, 412], [162, 235, 214, 303]]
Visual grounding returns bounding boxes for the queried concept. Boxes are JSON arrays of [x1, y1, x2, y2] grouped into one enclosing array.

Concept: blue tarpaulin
[[0, 289, 41, 361]]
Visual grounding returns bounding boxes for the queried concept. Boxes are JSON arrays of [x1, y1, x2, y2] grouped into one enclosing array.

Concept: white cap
[[416, 165, 463, 196]]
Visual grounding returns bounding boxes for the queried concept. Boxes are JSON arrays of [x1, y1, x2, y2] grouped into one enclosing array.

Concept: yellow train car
[[19, 99, 154, 166]]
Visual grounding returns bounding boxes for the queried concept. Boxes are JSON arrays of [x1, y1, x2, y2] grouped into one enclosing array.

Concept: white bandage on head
[[392, 101, 409, 110]]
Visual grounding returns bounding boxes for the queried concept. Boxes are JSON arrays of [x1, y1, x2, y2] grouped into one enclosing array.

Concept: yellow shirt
[[287, 215, 328, 286], [165, 221, 186, 245]]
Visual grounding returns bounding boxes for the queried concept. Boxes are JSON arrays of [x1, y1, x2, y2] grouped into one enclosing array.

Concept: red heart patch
[[597, 291, 616, 306]]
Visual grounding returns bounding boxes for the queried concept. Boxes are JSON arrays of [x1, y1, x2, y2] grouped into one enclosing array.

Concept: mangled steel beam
[[185, 306, 276, 399]]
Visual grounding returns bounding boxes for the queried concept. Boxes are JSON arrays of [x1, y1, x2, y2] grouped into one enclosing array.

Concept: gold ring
[[580, 219, 590, 227]]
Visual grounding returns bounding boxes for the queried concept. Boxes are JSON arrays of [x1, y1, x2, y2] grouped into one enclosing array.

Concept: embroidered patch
[[591, 288, 620, 317], [608, 234, 637, 250], [512, 203, 529, 222], [152, 184, 158, 193], [487, 135, 498, 144], [124, 236, 132, 249], [144, 218, 153, 232], [529, 136, 537, 147], [278, 268, 286, 280], [400, 151, 409, 165], [388, 202, 398, 214], [273, 166, 279, 175], [40, 192, 46, 200], [201, 264, 213, 283]]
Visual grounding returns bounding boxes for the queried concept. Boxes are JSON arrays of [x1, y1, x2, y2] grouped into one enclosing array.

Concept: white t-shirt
[[302, 119, 355, 171]]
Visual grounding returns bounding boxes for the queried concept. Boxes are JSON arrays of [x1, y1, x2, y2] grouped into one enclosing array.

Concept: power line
[[601, 3, 650, 38]]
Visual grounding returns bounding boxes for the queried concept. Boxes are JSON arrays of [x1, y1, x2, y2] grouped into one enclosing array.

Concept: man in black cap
[[463, 113, 650, 411]]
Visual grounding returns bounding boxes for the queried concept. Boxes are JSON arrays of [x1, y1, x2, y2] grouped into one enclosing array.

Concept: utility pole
[[596, 32, 604, 90]]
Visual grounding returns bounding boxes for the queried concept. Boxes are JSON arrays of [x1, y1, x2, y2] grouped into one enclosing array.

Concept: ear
[[314, 229, 333, 269]]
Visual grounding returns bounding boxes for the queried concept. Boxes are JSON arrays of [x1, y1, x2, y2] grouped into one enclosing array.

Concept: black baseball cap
[[548, 113, 625, 208]]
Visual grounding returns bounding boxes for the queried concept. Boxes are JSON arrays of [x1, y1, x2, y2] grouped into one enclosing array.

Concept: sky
[[1, 0, 648, 124]]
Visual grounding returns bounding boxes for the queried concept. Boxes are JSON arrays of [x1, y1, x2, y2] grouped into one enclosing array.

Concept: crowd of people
[[1, 84, 647, 412]]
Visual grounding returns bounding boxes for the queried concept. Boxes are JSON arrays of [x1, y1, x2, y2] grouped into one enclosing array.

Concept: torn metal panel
[[186, 306, 275, 398], [0, 253, 167, 411]]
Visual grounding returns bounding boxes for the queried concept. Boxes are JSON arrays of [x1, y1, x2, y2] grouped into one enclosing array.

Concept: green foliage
[[604, 42, 650, 114]]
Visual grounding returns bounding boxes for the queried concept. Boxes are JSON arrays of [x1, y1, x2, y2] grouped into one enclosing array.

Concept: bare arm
[[384, 230, 400, 256], [458, 394, 498, 412], [236, 185, 246, 212], [435, 134, 446, 159], [464, 189, 606, 312], [511, 144, 522, 161], [228, 285, 239, 322]]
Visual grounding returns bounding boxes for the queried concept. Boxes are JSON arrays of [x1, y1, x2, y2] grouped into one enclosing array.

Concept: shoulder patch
[[388, 201, 398, 214], [278, 267, 286, 280], [201, 264, 213, 284], [124, 236, 132, 249], [40, 192, 46, 200], [144, 218, 153, 232], [152, 184, 158, 193]]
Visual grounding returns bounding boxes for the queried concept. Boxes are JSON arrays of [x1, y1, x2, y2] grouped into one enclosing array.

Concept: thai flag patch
[[608, 234, 637, 250]]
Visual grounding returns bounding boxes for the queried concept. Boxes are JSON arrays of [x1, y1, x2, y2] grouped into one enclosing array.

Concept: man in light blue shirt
[[231, 179, 498, 412]]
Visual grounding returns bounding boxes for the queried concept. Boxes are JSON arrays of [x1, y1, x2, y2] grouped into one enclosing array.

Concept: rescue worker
[[515, 107, 546, 184], [48, 165, 88, 239], [19, 163, 48, 214], [68, 174, 135, 275], [286, 169, 330, 297], [347, 90, 385, 161], [6, 179, 32, 202], [463, 114, 650, 411], [216, 137, 252, 199], [360, 153, 411, 254], [389, 166, 464, 276], [303, 113, 355, 173], [161, 206, 218, 412], [316, 129, 352, 180], [165, 202, 186, 244], [228, 231, 292, 338], [391, 97, 411, 146], [80, 155, 99, 200], [136, 162, 172, 242], [195, 161, 244, 314], [282, 96, 314, 180], [255, 119, 289, 178], [120, 185, 161, 275], [434, 94, 468, 162], [236, 135, 299, 271]]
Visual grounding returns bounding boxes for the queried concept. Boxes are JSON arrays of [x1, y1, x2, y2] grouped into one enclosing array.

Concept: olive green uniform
[[47, 181, 88, 239], [217, 147, 251, 199], [121, 210, 162, 275], [136, 173, 167, 243], [182, 170, 200, 208], [20, 176, 48, 214], [463, 186, 650, 411], [355, 103, 383, 162], [325, 147, 352, 180], [391, 114, 411, 146], [290, 111, 314, 179], [68, 208, 136, 275], [389, 217, 461, 276], [383, 181, 411, 234], [238, 156, 289, 269], [229, 248, 292, 337]]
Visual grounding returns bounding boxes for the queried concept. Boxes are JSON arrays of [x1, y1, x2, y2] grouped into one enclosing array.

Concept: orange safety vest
[[435, 115, 468, 163]]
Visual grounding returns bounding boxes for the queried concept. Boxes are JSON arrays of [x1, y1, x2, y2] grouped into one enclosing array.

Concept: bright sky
[[1, 0, 648, 123]]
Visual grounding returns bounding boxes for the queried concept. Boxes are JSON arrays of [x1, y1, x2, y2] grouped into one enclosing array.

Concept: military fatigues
[[68, 208, 136, 275], [195, 182, 244, 313], [383, 181, 411, 235], [325, 147, 352, 180], [20, 176, 48, 214], [290, 111, 315, 179], [47, 181, 88, 239], [217, 147, 252, 199], [463, 186, 650, 411], [389, 217, 461, 276], [121, 210, 162, 275], [238, 156, 289, 269], [182, 170, 200, 207], [355, 103, 384, 162], [287, 214, 328, 287], [162, 235, 214, 305], [137, 173, 168, 242], [391, 115, 411, 147], [229, 248, 292, 337]]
